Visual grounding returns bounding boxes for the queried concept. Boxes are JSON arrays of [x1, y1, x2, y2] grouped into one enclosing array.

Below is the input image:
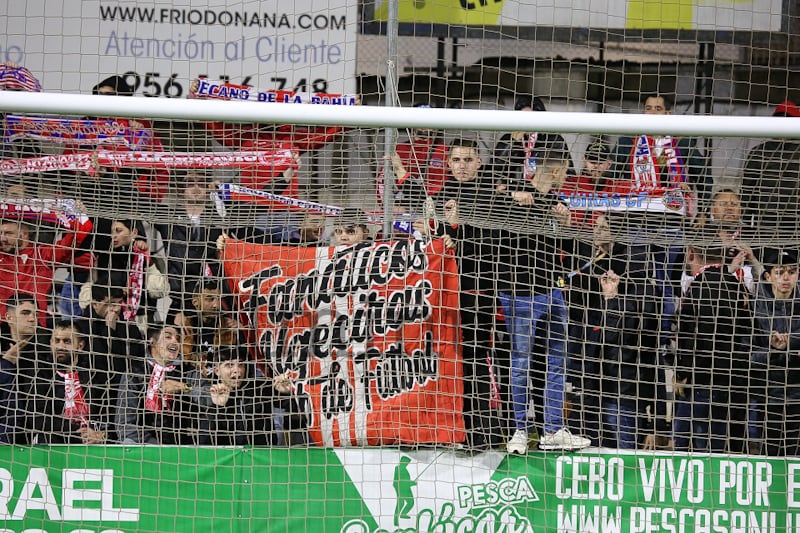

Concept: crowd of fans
[[1, 64, 799, 456]]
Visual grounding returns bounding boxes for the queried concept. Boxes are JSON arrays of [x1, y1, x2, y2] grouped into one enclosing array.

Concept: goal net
[[0, 0, 799, 532]]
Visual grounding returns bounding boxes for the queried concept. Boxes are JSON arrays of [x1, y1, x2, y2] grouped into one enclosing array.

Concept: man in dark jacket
[[154, 170, 225, 317], [76, 283, 146, 440], [424, 138, 506, 449], [115, 325, 196, 444], [567, 214, 664, 449], [21, 321, 108, 444], [489, 96, 575, 192], [740, 101, 800, 239], [492, 145, 590, 453], [672, 240, 753, 452], [191, 346, 295, 446], [0, 293, 50, 443], [751, 248, 800, 456]]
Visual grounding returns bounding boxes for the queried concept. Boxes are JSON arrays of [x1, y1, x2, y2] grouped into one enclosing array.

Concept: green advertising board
[[0, 447, 797, 532]]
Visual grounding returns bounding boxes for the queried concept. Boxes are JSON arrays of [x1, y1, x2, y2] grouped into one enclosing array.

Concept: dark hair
[[111, 219, 146, 246], [148, 324, 179, 342], [90, 282, 125, 303], [52, 319, 82, 339], [538, 146, 571, 168], [5, 292, 37, 311], [213, 345, 249, 365], [688, 244, 725, 265], [191, 278, 221, 296], [176, 169, 210, 183], [514, 96, 546, 111], [449, 138, 479, 150], [92, 75, 134, 96], [642, 94, 674, 111], [335, 207, 369, 228], [113, 219, 144, 234]]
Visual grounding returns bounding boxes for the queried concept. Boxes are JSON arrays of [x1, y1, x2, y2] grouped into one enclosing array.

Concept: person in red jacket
[[0, 215, 93, 325], [382, 104, 449, 213], [559, 140, 616, 230]]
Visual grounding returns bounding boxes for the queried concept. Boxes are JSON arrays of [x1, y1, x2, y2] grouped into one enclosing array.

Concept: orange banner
[[222, 237, 465, 447]]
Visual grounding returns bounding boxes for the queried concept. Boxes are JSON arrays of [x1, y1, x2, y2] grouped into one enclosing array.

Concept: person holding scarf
[[21, 321, 108, 444], [610, 94, 708, 210], [609, 95, 707, 348], [116, 325, 197, 445], [78, 219, 169, 333], [692, 189, 762, 295], [489, 96, 576, 194], [0, 62, 43, 161]]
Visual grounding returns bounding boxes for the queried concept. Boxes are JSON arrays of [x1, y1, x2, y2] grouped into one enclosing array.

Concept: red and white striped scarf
[[123, 247, 148, 321], [523, 133, 539, 180], [56, 370, 89, 425], [487, 354, 501, 410], [145, 360, 175, 412], [632, 135, 697, 217], [0, 150, 299, 178], [632, 135, 686, 189]]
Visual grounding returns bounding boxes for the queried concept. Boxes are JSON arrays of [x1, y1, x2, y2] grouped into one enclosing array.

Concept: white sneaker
[[507, 429, 529, 454], [538, 428, 591, 451]]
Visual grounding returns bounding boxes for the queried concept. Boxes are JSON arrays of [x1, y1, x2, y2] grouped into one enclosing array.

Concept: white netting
[[1, 1, 800, 532]]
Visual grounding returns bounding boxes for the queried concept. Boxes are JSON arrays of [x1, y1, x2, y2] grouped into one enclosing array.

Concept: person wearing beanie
[[751, 247, 800, 456], [772, 100, 800, 118], [92, 75, 135, 96], [558, 139, 615, 229]]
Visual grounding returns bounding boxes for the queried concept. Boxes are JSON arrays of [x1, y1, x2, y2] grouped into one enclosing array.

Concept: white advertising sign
[[0, 0, 358, 96]]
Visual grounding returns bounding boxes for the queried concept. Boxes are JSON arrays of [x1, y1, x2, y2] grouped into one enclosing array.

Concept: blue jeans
[[602, 401, 639, 449], [499, 289, 567, 434], [673, 388, 730, 452]]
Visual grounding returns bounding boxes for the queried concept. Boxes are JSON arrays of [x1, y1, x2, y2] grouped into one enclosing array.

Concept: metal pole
[[2, 92, 799, 138], [381, 0, 400, 238]]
